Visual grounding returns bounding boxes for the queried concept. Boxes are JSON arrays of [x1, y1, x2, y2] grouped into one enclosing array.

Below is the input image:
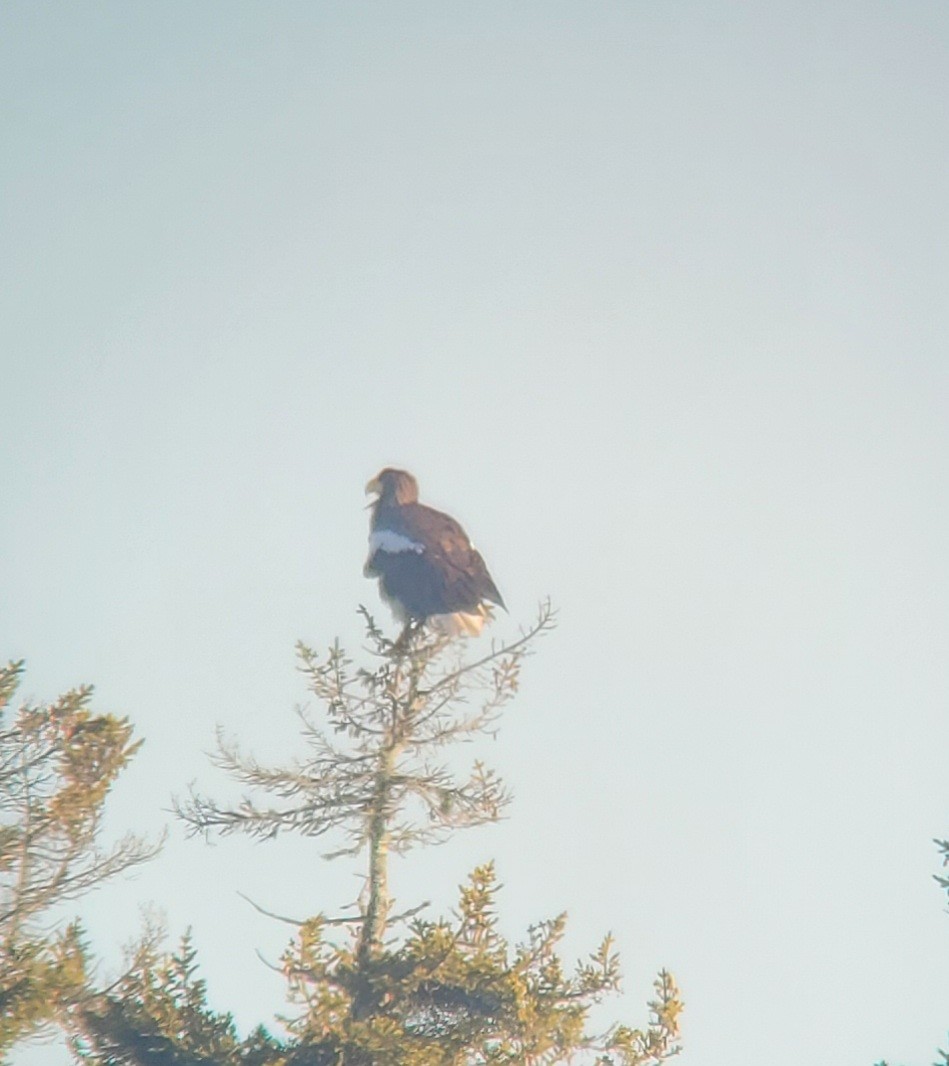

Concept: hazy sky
[[3, 4, 948, 1064]]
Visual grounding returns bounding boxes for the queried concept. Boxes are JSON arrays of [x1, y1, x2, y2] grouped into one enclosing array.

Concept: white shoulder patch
[[368, 529, 425, 555]]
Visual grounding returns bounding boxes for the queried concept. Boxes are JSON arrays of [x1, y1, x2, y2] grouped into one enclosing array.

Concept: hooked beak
[[364, 476, 381, 509]]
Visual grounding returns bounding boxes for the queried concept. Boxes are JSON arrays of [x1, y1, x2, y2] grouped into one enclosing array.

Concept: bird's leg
[[390, 621, 414, 657]]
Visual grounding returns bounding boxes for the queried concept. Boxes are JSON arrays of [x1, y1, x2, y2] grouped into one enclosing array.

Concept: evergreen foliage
[[69, 606, 683, 1065], [75, 926, 279, 1066], [0, 660, 156, 1057]]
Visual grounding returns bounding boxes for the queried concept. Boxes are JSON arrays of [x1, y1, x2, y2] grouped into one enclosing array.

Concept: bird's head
[[365, 468, 419, 507]]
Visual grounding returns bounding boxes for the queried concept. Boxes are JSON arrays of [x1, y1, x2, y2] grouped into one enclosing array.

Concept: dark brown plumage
[[364, 468, 505, 635]]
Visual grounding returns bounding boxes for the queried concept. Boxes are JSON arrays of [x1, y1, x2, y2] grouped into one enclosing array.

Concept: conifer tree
[[0, 661, 156, 1057], [72, 606, 683, 1065]]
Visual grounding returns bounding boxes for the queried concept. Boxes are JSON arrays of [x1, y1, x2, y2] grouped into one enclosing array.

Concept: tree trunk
[[352, 738, 400, 1021], [359, 760, 392, 966]]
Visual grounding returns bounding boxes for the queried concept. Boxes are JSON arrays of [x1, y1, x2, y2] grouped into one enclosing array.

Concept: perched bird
[[364, 468, 505, 636]]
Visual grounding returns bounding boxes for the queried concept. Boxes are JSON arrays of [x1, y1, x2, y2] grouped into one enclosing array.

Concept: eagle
[[364, 468, 505, 636]]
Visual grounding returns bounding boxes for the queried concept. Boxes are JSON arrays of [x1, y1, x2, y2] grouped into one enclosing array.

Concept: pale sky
[[3, 3, 948, 1064]]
